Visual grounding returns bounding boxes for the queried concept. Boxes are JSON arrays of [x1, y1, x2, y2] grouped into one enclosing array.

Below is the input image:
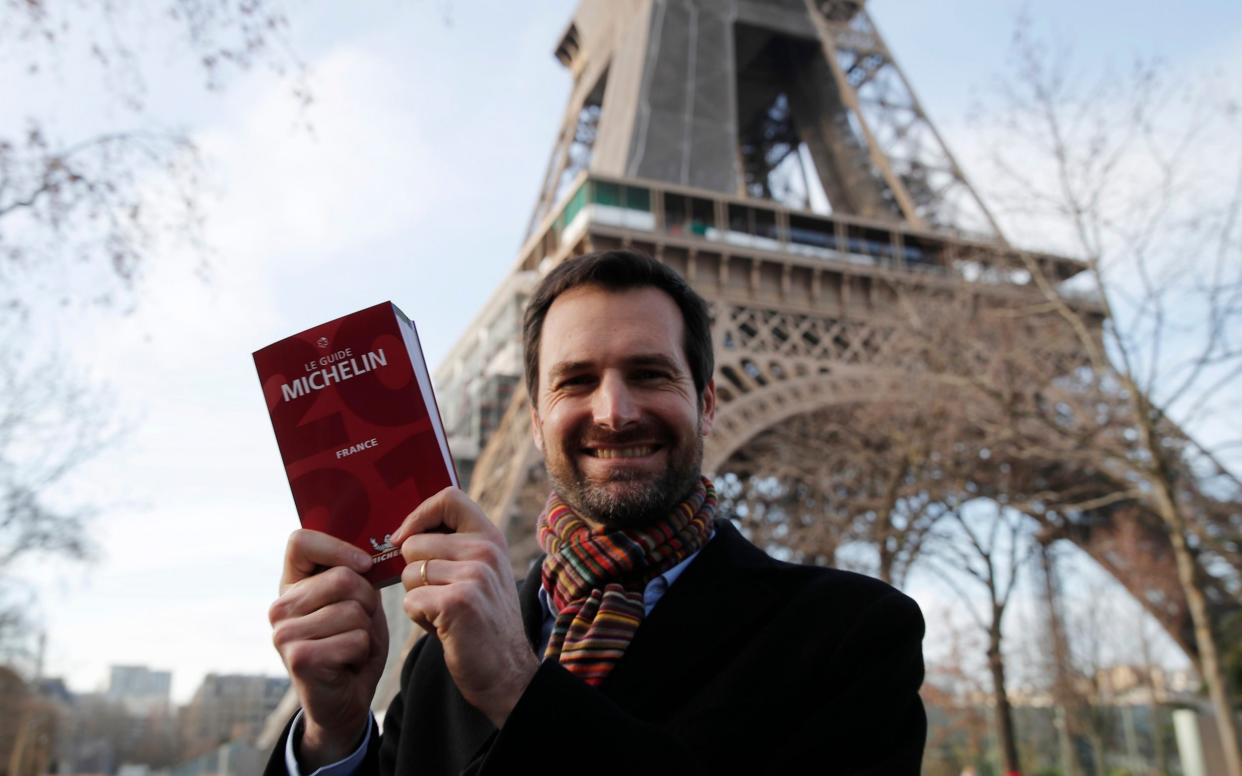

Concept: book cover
[[253, 301, 457, 587]]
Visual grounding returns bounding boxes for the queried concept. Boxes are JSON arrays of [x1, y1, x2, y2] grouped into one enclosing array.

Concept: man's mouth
[[584, 445, 661, 459]]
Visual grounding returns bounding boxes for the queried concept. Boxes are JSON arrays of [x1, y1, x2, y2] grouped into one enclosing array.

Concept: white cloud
[[198, 45, 435, 267]]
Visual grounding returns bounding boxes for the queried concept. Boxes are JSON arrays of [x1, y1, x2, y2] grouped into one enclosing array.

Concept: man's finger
[[282, 529, 372, 589], [272, 599, 372, 650], [390, 487, 494, 545], [402, 583, 457, 633], [283, 629, 373, 675], [271, 566, 379, 624], [397, 532, 503, 567], [399, 557, 498, 593]]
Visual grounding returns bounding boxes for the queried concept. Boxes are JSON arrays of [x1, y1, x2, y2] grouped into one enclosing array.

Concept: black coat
[[268, 519, 926, 774]]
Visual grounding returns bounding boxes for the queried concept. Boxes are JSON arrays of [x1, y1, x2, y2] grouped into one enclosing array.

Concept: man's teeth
[[592, 446, 656, 459]]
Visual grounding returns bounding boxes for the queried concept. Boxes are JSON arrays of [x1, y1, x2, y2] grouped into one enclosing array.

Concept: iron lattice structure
[[356, 0, 1238, 714]]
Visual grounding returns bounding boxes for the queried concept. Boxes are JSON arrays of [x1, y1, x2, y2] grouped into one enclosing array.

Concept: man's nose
[[592, 371, 640, 430]]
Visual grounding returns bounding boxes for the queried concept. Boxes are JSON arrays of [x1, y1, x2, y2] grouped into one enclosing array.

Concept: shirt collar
[[537, 529, 714, 619]]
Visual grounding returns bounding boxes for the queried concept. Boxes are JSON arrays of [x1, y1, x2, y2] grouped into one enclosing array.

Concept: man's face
[[530, 284, 716, 527]]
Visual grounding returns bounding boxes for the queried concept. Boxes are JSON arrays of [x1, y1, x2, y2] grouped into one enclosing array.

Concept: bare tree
[[0, 350, 110, 561], [957, 18, 1242, 771], [1034, 538, 1092, 776], [0, 0, 308, 656], [921, 610, 995, 776], [720, 391, 983, 587], [711, 13, 1241, 768], [922, 500, 1037, 775], [881, 273, 1241, 769], [1, 0, 307, 315], [0, 343, 118, 660], [1134, 606, 1174, 775]]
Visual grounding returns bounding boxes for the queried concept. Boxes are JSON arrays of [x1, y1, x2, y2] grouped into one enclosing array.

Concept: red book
[[253, 302, 458, 587]]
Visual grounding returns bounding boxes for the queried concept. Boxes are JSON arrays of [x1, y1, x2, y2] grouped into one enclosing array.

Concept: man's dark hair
[[522, 249, 714, 402]]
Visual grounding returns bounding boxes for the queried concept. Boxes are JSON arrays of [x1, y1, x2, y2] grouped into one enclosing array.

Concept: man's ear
[[699, 377, 717, 437], [529, 404, 544, 452]]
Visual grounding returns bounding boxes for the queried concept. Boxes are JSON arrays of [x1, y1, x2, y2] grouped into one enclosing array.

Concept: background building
[[108, 665, 173, 716], [180, 674, 289, 757]]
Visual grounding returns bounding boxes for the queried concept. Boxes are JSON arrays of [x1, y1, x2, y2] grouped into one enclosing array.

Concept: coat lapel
[[598, 519, 782, 718], [516, 519, 784, 720]]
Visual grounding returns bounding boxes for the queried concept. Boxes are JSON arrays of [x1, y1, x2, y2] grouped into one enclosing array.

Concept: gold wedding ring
[[419, 558, 431, 587]]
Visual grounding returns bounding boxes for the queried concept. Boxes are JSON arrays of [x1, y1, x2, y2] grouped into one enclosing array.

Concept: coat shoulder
[[713, 517, 923, 627]]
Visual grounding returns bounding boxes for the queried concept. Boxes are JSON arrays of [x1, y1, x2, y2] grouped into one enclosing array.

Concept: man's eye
[[558, 375, 593, 388], [634, 370, 669, 381]]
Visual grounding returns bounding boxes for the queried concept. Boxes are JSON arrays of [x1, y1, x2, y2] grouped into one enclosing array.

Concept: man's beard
[[543, 419, 705, 528]]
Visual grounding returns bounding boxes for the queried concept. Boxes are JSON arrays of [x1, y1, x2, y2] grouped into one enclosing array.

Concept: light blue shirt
[[285, 542, 708, 776]]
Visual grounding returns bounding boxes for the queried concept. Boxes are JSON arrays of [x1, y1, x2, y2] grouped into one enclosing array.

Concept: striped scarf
[[537, 477, 716, 685]]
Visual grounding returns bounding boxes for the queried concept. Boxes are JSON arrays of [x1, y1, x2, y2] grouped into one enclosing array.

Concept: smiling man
[[530, 277, 712, 527], [266, 250, 927, 775]]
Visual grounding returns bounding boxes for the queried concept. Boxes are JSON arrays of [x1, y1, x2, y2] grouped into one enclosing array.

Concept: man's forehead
[[547, 352, 682, 378], [538, 285, 687, 370]]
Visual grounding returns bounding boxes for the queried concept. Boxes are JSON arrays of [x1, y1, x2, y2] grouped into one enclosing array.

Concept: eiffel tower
[[453, 0, 1026, 563], [320, 0, 1236, 721]]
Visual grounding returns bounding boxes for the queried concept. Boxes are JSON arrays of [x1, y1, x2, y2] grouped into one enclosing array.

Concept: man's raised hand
[[392, 487, 539, 729], [269, 530, 388, 769]]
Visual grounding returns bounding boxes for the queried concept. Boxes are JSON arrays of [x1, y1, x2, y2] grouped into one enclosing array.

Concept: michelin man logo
[[316, 336, 330, 349], [370, 534, 396, 553], [368, 534, 400, 565]]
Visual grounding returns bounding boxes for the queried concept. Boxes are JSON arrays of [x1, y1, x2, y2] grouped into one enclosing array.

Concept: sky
[[3, 0, 1239, 704]]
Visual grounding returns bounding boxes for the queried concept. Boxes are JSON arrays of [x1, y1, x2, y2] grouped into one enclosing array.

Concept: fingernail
[[354, 550, 372, 569]]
